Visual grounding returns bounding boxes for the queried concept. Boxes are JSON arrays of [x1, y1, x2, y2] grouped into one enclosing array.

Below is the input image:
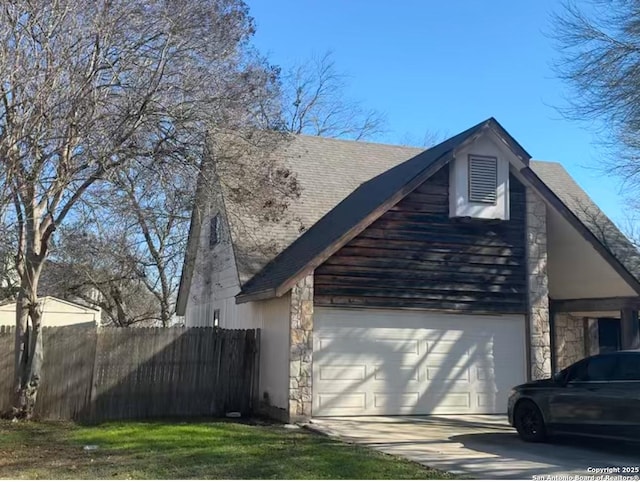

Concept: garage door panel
[[317, 337, 422, 363], [373, 338, 420, 355], [318, 365, 366, 381], [373, 392, 420, 409], [313, 308, 525, 416], [318, 392, 366, 412], [425, 364, 471, 382], [426, 339, 471, 355], [373, 364, 419, 382], [317, 337, 375, 353], [477, 392, 497, 409], [428, 392, 472, 411], [476, 367, 495, 381]]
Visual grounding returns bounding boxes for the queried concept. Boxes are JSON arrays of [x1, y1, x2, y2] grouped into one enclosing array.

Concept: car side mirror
[[552, 371, 567, 386]]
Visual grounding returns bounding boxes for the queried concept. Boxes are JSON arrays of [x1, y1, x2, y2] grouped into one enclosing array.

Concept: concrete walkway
[[310, 415, 640, 479]]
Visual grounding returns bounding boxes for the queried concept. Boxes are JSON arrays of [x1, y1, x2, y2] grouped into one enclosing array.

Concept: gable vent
[[468, 156, 498, 204]]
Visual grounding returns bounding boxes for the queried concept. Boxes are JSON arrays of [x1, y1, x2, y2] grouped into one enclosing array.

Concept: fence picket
[[0, 325, 259, 421]]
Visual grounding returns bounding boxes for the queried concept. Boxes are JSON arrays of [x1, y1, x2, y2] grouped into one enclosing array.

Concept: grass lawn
[[0, 419, 454, 479]]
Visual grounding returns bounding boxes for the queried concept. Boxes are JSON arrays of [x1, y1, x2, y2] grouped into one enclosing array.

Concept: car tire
[[514, 400, 547, 442]]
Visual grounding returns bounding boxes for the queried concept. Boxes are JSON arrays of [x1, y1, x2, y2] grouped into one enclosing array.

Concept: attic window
[[468, 155, 498, 204], [209, 214, 220, 248]]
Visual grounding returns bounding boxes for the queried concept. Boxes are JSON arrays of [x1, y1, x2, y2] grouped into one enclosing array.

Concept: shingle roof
[[226, 132, 424, 285], [237, 118, 532, 300], [178, 118, 640, 312]]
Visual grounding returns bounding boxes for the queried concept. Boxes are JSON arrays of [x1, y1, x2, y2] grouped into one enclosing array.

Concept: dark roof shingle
[[238, 118, 530, 299]]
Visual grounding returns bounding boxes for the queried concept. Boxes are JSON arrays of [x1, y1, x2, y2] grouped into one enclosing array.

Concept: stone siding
[[526, 188, 552, 380], [289, 273, 313, 421], [587, 318, 600, 356], [555, 313, 586, 370]]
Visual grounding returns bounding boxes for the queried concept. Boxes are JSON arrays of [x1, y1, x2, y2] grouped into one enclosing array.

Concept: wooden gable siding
[[314, 165, 527, 313]]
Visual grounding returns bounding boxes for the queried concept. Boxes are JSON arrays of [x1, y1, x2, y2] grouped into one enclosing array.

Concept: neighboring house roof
[[176, 118, 640, 312]]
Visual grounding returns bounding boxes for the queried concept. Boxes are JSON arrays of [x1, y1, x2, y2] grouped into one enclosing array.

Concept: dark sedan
[[508, 350, 640, 442]]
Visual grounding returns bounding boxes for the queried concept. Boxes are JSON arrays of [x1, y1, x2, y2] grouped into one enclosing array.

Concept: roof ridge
[[293, 133, 427, 150], [530, 159, 562, 165]]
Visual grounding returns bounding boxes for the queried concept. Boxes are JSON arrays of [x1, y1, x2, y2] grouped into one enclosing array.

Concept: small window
[[213, 309, 220, 327], [468, 155, 498, 204], [209, 214, 220, 248]]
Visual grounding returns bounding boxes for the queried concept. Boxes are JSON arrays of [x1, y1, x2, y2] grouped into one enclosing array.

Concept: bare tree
[[282, 51, 386, 140], [0, 230, 18, 303], [42, 227, 158, 326], [552, 1, 640, 183], [0, 0, 285, 417], [0, 172, 16, 302], [107, 165, 196, 326], [396, 129, 449, 149]]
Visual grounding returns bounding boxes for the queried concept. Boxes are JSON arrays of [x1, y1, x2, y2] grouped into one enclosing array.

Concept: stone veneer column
[[554, 313, 586, 370], [289, 273, 314, 421], [526, 187, 552, 380], [587, 318, 600, 356]]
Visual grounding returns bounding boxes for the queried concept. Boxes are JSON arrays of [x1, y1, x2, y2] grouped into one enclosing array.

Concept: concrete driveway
[[309, 415, 640, 479]]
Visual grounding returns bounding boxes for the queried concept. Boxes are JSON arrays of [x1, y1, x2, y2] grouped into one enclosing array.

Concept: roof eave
[[486, 117, 532, 162], [243, 150, 457, 300], [235, 288, 277, 304], [175, 164, 209, 316]]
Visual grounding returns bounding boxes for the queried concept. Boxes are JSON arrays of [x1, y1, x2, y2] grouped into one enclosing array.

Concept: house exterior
[[177, 118, 640, 422], [0, 296, 101, 327]]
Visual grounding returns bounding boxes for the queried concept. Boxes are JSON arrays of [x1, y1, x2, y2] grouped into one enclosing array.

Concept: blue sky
[[246, 0, 626, 223]]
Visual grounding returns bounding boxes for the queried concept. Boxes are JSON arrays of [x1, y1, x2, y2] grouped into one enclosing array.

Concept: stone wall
[[288, 273, 313, 421], [587, 318, 600, 356], [554, 313, 586, 370], [526, 187, 552, 380]]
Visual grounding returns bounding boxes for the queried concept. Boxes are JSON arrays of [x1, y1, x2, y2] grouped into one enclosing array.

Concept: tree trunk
[[13, 292, 44, 418], [13, 248, 45, 419], [13, 295, 29, 414], [160, 299, 170, 328]]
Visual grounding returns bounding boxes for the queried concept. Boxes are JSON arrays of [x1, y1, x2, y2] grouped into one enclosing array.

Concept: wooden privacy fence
[[0, 326, 260, 422]]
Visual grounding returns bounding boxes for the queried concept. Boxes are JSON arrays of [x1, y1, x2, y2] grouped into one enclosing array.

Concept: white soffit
[[546, 207, 637, 299]]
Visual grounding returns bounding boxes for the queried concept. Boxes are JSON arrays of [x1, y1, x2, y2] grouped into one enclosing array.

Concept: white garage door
[[313, 308, 526, 416]]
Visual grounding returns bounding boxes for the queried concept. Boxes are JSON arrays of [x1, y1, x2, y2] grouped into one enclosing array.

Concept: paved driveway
[[310, 415, 640, 479]]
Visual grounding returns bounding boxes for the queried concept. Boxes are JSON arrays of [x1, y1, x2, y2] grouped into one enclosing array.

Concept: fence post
[[252, 329, 261, 414], [0, 326, 15, 414], [88, 326, 101, 422]]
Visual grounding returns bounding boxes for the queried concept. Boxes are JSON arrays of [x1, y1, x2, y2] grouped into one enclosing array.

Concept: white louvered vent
[[450, 152, 509, 220], [468, 156, 498, 204]]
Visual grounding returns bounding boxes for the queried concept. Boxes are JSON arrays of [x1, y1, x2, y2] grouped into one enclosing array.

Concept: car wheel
[[514, 400, 547, 442]]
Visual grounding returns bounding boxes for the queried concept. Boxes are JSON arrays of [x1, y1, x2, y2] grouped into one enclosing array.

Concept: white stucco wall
[[186, 272, 290, 411], [184, 200, 243, 329], [183, 199, 291, 411], [258, 293, 291, 411], [0, 297, 99, 327], [546, 207, 638, 299]]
